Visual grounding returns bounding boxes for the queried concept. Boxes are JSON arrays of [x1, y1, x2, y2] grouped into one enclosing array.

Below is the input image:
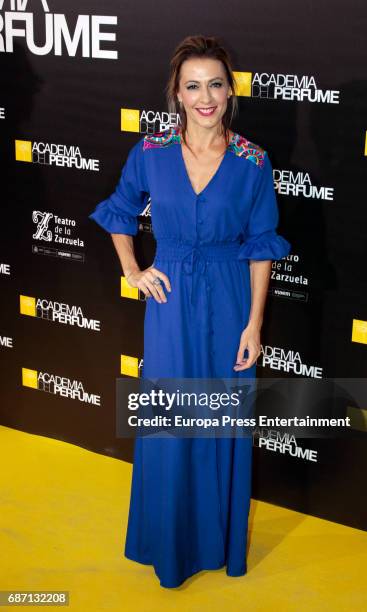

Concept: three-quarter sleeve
[[88, 137, 149, 235], [238, 151, 291, 261]]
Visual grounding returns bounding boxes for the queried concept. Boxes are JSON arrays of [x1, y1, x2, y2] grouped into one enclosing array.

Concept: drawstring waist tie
[[153, 238, 242, 305]]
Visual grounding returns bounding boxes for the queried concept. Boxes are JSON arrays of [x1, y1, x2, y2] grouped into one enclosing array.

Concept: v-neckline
[[177, 126, 236, 198]]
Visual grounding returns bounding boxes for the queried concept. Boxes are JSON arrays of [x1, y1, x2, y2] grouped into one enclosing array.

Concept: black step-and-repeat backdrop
[[1, 1, 366, 530]]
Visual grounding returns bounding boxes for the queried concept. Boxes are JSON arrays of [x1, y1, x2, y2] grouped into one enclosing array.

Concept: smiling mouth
[[195, 106, 217, 116]]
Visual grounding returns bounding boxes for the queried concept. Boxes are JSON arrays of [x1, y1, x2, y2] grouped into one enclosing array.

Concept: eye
[[186, 82, 223, 90]]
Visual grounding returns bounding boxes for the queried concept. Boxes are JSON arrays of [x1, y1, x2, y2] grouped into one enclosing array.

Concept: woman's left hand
[[233, 324, 261, 371]]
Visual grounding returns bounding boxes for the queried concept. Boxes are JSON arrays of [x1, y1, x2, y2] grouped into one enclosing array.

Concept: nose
[[199, 86, 213, 104]]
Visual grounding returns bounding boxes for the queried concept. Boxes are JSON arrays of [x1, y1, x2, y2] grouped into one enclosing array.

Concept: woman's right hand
[[126, 266, 171, 303]]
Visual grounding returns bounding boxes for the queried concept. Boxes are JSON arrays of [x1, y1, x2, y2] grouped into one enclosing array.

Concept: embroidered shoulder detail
[[143, 126, 181, 150], [228, 133, 266, 168]]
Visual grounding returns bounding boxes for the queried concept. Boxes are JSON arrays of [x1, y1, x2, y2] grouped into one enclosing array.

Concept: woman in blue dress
[[89, 35, 291, 588]]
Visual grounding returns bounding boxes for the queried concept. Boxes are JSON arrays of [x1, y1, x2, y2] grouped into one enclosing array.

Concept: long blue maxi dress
[[89, 125, 291, 588]]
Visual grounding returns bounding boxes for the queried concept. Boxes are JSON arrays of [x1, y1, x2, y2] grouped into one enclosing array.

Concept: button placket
[[196, 195, 206, 229], [204, 264, 216, 361]]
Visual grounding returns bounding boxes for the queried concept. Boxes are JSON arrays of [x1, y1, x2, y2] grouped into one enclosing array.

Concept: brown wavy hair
[[165, 35, 239, 152]]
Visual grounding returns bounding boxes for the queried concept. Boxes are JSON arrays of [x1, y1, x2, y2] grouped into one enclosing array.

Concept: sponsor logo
[[274, 169, 334, 201], [271, 254, 309, 288], [0, 335, 13, 348], [0, 0, 118, 59], [20, 294, 100, 330], [22, 367, 100, 405], [15, 139, 99, 170], [0, 262, 11, 275], [259, 345, 323, 378], [32, 210, 84, 261], [121, 108, 180, 134], [352, 319, 367, 344], [120, 355, 143, 377], [253, 428, 318, 461], [233, 71, 340, 104]]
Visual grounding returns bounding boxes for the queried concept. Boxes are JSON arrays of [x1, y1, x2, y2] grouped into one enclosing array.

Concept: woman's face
[[177, 57, 231, 131]]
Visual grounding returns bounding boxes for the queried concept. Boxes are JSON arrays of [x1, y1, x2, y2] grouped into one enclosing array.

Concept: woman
[[89, 35, 291, 588]]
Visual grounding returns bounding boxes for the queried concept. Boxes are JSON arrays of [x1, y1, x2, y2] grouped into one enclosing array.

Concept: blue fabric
[[89, 126, 291, 588], [89, 140, 150, 235]]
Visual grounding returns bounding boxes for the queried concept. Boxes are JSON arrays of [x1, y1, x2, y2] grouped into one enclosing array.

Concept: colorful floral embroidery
[[228, 133, 265, 168], [143, 126, 181, 150], [143, 126, 265, 167]]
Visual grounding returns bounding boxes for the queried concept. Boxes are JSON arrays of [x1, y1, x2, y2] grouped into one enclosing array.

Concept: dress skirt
[[124, 239, 255, 588]]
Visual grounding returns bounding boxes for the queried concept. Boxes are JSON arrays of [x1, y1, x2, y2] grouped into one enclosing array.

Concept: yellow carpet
[[0, 424, 366, 611]]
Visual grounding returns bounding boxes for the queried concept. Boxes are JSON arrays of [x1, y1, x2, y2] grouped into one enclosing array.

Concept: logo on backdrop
[[19, 294, 100, 331], [0, 1, 118, 59], [32, 210, 83, 246], [121, 108, 180, 134], [0, 106, 5, 119], [268, 253, 313, 303], [0, 261, 11, 275], [15, 139, 100, 171], [121, 355, 143, 378], [233, 71, 340, 104], [121, 276, 147, 301], [32, 210, 84, 261], [271, 253, 309, 287], [22, 367, 100, 405], [137, 200, 152, 233], [274, 169, 334, 201], [0, 334, 13, 348], [253, 428, 318, 462], [258, 345, 323, 378], [351, 319, 367, 345]]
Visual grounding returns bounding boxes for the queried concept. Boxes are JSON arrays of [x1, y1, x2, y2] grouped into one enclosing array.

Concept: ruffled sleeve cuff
[[238, 230, 291, 261], [88, 199, 138, 235]]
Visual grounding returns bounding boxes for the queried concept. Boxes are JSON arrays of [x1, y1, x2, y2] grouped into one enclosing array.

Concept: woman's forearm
[[111, 233, 140, 278], [247, 260, 272, 331]]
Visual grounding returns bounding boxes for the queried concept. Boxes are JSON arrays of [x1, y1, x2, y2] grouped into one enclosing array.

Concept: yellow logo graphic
[[346, 406, 367, 432], [233, 72, 252, 97], [352, 319, 367, 344], [121, 276, 139, 300], [22, 367, 38, 388], [15, 140, 32, 162], [121, 355, 139, 377], [121, 108, 140, 132], [20, 295, 36, 316]]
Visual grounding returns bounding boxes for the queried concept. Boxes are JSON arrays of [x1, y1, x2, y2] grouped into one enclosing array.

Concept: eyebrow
[[184, 77, 224, 84]]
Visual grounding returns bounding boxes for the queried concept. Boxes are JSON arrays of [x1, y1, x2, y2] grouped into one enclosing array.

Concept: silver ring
[[152, 277, 161, 285]]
